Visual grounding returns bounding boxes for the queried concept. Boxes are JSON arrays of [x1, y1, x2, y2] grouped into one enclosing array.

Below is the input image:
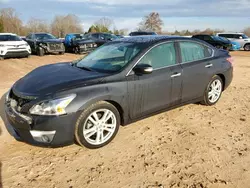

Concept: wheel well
[[217, 74, 225, 91], [105, 100, 124, 125], [244, 43, 250, 48]]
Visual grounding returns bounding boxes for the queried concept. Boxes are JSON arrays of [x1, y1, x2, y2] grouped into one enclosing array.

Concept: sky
[[0, 0, 250, 32]]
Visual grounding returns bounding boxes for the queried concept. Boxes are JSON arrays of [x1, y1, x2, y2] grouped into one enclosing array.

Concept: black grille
[[48, 43, 63, 51]]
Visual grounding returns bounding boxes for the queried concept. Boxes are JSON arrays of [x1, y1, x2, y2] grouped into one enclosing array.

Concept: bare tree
[[0, 8, 23, 34], [26, 18, 50, 33], [243, 27, 250, 36], [94, 17, 114, 32], [138, 12, 163, 33], [51, 14, 83, 38]]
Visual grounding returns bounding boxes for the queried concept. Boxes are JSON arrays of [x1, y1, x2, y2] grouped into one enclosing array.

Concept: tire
[[59, 52, 65, 55], [0, 56, 4, 60], [244, 44, 250, 51], [201, 75, 223, 106], [37, 47, 45, 56], [75, 101, 120, 149]]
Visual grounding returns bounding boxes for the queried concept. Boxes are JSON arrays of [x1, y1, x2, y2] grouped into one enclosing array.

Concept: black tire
[[59, 52, 65, 55], [75, 101, 120, 149], [201, 75, 223, 106], [244, 44, 250, 51], [37, 47, 45, 56]]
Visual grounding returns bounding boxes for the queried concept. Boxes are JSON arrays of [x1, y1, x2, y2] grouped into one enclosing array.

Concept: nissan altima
[[4, 36, 233, 149]]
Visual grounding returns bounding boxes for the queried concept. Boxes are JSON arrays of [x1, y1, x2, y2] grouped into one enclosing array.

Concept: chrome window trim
[[126, 41, 176, 76]]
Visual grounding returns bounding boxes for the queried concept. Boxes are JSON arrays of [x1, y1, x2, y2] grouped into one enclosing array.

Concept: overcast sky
[[1, 0, 250, 32]]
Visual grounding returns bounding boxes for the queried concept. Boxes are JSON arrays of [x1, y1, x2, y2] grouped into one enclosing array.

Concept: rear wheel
[[59, 52, 64, 55], [75, 101, 120, 149], [201, 75, 223, 106], [0, 56, 4, 60], [244, 44, 250, 51], [37, 47, 45, 56]]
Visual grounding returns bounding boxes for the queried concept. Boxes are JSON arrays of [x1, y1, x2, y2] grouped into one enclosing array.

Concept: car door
[[127, 42, 183, 119], [178, 41, 215, 102]]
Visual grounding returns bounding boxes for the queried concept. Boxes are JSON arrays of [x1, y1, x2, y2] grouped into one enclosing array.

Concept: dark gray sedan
[[5, 36, 233, 149]]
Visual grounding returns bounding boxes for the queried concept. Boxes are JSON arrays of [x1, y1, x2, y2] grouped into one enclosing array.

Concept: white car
[[0, 33, 31, 60], [216, 32, 250, 50]]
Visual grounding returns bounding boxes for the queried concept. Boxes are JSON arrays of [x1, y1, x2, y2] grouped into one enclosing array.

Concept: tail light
[[226, 57, 234, 66]]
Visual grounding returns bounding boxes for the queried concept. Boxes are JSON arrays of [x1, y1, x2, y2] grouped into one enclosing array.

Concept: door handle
[[171, 73, 181, 78], [205, 64, 213, 68]]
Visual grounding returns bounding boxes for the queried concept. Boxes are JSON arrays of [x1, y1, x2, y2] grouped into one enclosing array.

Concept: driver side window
[[138, 42, 176, 69]]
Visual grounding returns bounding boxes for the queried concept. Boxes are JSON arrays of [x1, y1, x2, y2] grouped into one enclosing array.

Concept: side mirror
[[133, 64, 153, 75], [100, 37, 105, 40]]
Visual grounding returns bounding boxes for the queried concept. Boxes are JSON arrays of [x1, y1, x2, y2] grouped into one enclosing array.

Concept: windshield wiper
[[71, 63, 94, 72]]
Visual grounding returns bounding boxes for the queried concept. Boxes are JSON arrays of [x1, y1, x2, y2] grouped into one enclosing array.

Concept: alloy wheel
[[208, 79, 222, 103], [83, 109, 117, 145]]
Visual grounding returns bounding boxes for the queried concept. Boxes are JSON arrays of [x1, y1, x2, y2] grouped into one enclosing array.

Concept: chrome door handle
[[205, 64, 213, 68], [171, 73, 181, 78]]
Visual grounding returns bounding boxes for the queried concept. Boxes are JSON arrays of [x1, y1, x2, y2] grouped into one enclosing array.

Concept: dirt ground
[[0, 52, 250, 188]]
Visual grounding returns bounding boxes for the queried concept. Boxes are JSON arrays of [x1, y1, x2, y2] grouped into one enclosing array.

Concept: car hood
[[37, 39, 63, 43], [12, 63, 108, 96]]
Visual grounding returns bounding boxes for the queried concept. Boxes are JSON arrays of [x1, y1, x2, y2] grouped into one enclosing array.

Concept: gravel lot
[[0, 52, 250, 188]]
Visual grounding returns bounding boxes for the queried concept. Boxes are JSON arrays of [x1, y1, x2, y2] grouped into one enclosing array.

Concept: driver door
[[127, 42, 183, 119]]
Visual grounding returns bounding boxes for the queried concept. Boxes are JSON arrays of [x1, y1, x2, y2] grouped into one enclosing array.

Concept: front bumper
[[4, 103, 78, 147], [2, 51, 31, 58]]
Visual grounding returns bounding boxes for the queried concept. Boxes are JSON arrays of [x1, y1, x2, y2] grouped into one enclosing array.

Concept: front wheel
[[75, 101, 120, 149], [37, 47, 45, 56], [201, 75, 223, 106]]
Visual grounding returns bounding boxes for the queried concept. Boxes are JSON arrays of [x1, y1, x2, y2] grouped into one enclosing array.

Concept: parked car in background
[[219, 37, 241, 51], [84, 32, 118, 47], [25, 33, 65, 56], [5, 36, 233, 149], [192, 34, 232, 50], [129, 31, 157, 36], [115, 34, 124, 38], [216, 33, 250, 51], [64, 33, 97, 54], [0, 33, 31, 60]]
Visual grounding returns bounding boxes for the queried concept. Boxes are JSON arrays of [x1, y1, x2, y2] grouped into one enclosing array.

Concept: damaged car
[[64, 33, 98, 54], [25, 33, 65, 56]]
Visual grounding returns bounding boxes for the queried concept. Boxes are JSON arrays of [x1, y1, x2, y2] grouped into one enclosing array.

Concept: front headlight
[[29, 94, 76, 116]]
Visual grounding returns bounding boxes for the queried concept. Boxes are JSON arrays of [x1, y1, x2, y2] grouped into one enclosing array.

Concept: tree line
[[0, 8, 249, 37]]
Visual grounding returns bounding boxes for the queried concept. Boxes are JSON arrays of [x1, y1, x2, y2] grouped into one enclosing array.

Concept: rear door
[[127, 42, 183, 119], [177, 41, 215, 102]]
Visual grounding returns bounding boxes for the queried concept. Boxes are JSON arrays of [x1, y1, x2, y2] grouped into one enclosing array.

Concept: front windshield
[[76, 42, 145, 73], [35, 33, 57, 40], [242, 34, 248, 39], [0, 35, 22, 41], [74, 34, 86, 40], [211, 36, 227, 42], [213, 36, 229, 42]]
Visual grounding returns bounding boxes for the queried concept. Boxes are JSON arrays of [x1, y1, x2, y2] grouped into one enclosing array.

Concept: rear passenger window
[[138, 42, 176, 69], [180, 42, 213, 63]]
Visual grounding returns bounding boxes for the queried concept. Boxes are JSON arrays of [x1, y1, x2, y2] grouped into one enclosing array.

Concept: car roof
[[0, 33, 17, 36], [114, 35, 202, 44], [217, 32, 244, 34]]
